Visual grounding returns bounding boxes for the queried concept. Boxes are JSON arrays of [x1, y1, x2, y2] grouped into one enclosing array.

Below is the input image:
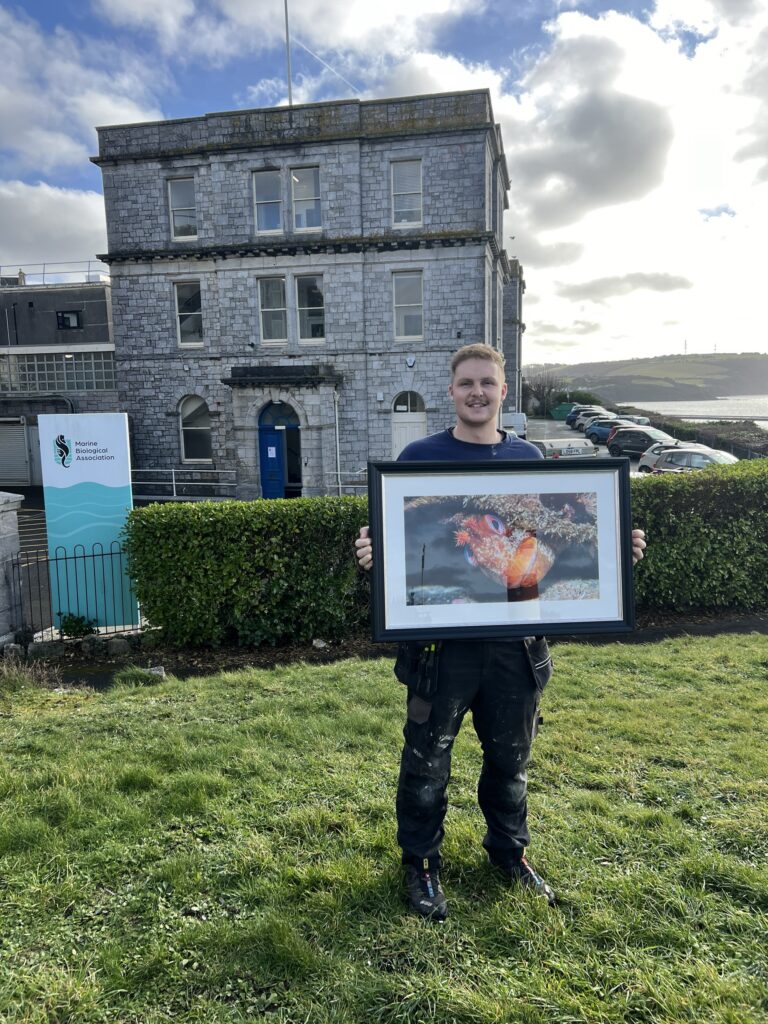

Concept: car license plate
[[563, 447, 584, 455]]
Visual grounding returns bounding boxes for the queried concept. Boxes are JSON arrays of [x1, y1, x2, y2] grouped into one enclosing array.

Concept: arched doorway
[[258, 402, 302, 498], [391, 391, 426, 457]]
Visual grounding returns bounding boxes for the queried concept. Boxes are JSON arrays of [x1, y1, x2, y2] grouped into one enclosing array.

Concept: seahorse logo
[[53, 435, 72, 468]]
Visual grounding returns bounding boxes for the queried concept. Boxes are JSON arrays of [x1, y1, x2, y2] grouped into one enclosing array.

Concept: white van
[[501, 412, 528, 439]]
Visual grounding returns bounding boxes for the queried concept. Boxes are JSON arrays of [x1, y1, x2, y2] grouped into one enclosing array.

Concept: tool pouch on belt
[[523, 635, 553, 691], [393, 641, 441, 700]]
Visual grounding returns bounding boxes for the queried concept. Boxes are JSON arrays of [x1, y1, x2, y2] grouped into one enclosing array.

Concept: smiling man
[[355, 344, 646, 921]]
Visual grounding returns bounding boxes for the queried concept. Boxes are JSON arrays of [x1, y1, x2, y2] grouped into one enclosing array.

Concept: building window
[[56, 311, 81, 330], [175, 282, 203, 346], [393, 271, 423, 340], [168, 178, 197, 239], [291, 167, 321, 230], [179, 396, 213, 461], [254, 169, 282, 233], [2, 352, 116, 392], [392, 160, 422, 226], [296, 276, 325, 341], [259, 278, 288, 343]]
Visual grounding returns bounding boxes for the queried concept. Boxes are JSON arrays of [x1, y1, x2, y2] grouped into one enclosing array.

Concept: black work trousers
[[395, 639, 542, 866]]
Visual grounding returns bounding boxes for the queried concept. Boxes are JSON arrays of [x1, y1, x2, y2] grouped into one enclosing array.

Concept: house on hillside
[[92, 89, 524, 499], [0, 272, 117, 487]]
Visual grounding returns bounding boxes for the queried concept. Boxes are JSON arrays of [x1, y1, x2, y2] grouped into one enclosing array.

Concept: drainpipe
[[333, 386, 341, 495]]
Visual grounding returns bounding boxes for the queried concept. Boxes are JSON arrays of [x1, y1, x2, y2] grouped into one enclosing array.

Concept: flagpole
[[284, 0, 293, 107]]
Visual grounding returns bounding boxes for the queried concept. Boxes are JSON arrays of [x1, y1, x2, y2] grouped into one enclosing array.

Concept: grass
[[0, 634, 767, 1023]]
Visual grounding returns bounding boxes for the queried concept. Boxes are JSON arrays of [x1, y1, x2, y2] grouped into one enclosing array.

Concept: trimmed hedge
[[123, 463, 768, 645], [631, 459, 768, 611], [123, 497, 369, 646]]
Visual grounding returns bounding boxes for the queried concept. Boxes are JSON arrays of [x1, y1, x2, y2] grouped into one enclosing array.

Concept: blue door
[[258, 425, 285, 499]]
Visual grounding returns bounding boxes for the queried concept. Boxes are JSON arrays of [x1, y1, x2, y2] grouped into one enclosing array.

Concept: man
[[355, 344, 646, 921]]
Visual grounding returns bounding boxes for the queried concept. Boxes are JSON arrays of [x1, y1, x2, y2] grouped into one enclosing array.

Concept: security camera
[[248, 341, 256, 349]]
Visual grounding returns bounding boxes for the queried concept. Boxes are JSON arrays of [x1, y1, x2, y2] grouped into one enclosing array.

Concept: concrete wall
[[0, 492, 22, 644]]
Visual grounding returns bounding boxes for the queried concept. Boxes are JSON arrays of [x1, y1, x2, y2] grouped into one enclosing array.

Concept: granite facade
[[96, 90, 523, 497]]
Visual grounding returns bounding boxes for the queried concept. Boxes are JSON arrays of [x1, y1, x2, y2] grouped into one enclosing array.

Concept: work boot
[[403, 859, 448, 921], [492, 854, 556, 906]]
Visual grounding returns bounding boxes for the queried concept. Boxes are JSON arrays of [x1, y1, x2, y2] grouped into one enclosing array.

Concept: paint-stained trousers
[[396, 639, 542, 865]]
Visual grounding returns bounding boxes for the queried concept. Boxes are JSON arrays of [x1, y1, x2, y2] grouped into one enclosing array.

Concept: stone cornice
[[98, 231, 496, 265]]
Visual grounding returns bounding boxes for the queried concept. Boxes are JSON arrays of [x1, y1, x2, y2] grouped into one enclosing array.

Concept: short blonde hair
[[450, 344, 505, 376]]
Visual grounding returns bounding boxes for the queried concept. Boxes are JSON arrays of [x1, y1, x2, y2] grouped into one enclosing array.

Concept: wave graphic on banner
[[44, 482, 134, 549]]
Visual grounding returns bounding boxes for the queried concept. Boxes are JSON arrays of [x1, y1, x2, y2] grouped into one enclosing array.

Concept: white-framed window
[[296, 275, 325, 342], [391, 160, 422, 226], [168, 178, 197, 239], [259, 278, 288, 343], [179, 396, 213, 462], [175, 282, 203, 346], [253, 169, 282, 233], [393, 271, 423, 340], [291, 167, 321, 230]]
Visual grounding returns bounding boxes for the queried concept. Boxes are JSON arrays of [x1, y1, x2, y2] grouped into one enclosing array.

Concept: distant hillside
[[523, 353, 768, 402]]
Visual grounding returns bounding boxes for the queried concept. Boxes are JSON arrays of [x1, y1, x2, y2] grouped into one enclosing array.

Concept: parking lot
[[527, 417, 615, 458]]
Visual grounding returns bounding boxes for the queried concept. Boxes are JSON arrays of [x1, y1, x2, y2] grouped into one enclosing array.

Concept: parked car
[[530, 437, 598, 459], [637, 439, 714, 473], [586, 418, 637, 445], [566, 405, 604, 428], [616, 414, 651, 426], [608, 427, 674, 458], [652, 448, 739, 473], [573, 408, 610, 431]]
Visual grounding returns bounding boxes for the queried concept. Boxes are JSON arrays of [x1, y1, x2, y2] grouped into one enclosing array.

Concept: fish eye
[[485, 515, 505, 534], [464, 548, 477, 567]]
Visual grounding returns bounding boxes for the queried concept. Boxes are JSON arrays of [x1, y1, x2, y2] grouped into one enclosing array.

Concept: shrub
[[631, 459, 768, 612], [123, 497, 369, 646]]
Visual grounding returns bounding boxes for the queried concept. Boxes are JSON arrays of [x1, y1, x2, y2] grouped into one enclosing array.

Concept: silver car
[[652, 448, 739, 473], [637, 440, 714, 473]]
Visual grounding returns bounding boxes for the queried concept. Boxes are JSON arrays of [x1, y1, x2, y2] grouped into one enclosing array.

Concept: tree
[[524, 371, 566, 416]]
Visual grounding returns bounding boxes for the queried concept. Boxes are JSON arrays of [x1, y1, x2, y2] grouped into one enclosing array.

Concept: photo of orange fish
[[404, 492, 599, 605]]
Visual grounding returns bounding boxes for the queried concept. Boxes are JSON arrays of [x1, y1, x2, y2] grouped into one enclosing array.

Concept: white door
[[391, 392, 427, 458]]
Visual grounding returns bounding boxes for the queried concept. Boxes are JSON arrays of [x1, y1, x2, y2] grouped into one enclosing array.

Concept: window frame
[[258, 276, 289, 346], [253, 168, 283, 235], [168, 177, 198, 241], [174, 280, 204, 348], [295, 274, 325, 344], [291, 166, 322, 232], [179, 395, 213, 464], [56, 311, 82, 330], [392, 270, 424, 342], [391, 159, 423, 228]]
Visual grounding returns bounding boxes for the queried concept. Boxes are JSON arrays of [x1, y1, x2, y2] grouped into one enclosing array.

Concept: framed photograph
[[367, 459, 635, 641]]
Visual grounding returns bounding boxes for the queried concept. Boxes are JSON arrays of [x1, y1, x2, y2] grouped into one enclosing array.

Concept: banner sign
[[38, 413, 138, 630]]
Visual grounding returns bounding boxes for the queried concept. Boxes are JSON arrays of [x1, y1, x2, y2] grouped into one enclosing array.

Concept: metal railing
[[0, 261, 110, 286], [132, 467, 237, 501], [7, 542, 141, 640]]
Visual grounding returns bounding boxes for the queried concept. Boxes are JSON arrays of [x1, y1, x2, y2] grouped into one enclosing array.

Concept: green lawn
[[1, 635, 767, 1024]]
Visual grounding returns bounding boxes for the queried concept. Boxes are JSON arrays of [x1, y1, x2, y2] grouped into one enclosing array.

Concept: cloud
[[530, 320, 600, 335], [0, 7, 165, 175], [0, 181, 107, 265], [499, 25, 674, 230], [91, 0, 195, 49], [556, 272, 694, 302], [94, 0, 481, 62]]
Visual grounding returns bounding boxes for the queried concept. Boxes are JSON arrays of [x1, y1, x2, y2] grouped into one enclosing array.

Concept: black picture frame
[[368, 458, 635, 641]]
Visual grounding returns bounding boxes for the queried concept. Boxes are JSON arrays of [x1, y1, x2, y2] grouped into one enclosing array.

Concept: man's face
[[448, 357, 508, 428]]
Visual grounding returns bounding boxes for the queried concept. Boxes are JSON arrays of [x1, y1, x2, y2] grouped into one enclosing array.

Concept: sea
[[616, 395, 768, 431]]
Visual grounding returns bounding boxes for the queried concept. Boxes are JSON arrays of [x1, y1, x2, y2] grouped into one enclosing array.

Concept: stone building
[[0, 272, 117, 486], [93, 89, 524, 498]]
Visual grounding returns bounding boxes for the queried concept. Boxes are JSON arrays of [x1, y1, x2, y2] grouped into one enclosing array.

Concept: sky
[[1, 0, 767, 365]]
